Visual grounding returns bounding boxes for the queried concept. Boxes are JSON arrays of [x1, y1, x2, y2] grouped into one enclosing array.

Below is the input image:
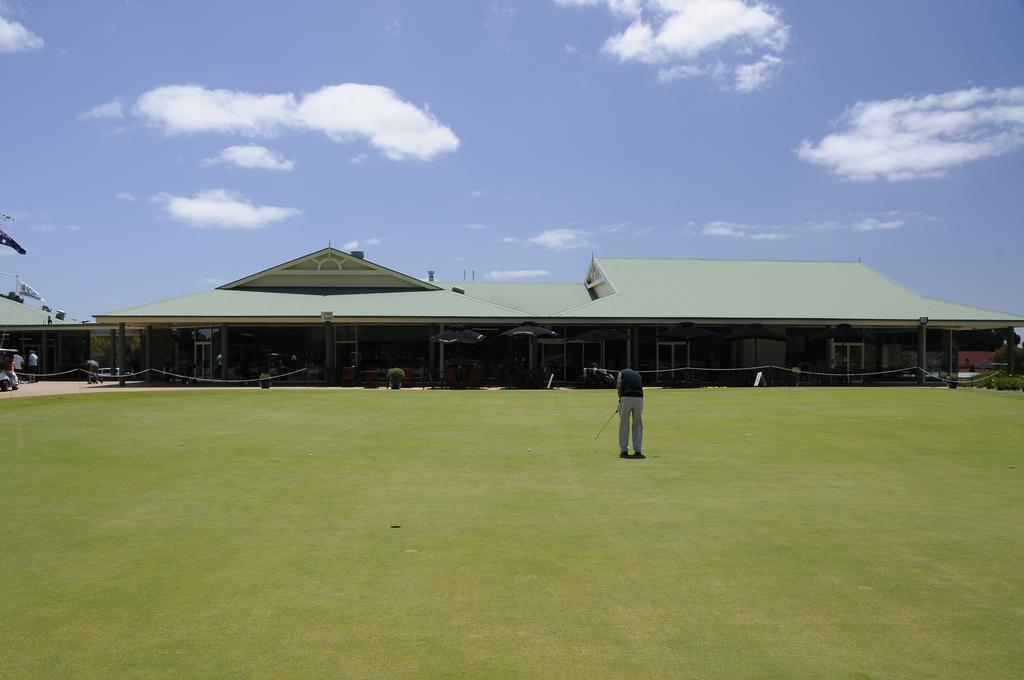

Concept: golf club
[[594, 407, 619, 441]]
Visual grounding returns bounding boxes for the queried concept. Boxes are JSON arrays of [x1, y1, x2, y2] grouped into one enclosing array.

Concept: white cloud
[[851, 217, 903, 232], [499, 236, 519, 243], [297, 84, 459, 160], [78, 99, 124, 120], [558, 0, 790, 91], [796, 86, 1024, 181], [136, 85, 294, 136], [464, 223, 487, 230], [554, 0, 642, 16], [150, 189, 300, 230], [733, 54, 784, 92], [803, 215, 909, 233], [657, 63, 704, 83], [340, 237, 380, 251], [349, 153, 369, 164], [201, 145, 295, 171], [700, 213, 914, 239], [472, 189, 487, 198], [0, 14, 43, 53], [701, 221, 790, 240], [116, 192, 137, 202], [487, 269, 550, 280], [528, 228, 592, 250], [133, 83, 460, 161]]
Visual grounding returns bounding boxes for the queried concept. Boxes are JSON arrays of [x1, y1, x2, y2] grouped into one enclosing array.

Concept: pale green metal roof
[[94, 253, 1023, 327], [557, 258, 1023, 324], [437, 282, 593, 316], [0, 296, 80, 327], [96, 287, 526, 321]]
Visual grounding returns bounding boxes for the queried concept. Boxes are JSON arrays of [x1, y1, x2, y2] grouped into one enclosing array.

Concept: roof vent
[[428, 270, 435, 282], [452, 286, 465, 294], [351, 250, 365, 259]]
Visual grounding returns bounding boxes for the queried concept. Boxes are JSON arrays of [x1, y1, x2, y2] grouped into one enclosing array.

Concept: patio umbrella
[[809, 323, 876, 343], [500, 322, 556, 371], [429, 327, 486, 387], [663, 322, 722, 341], [572, 328, 626, 342], [727, 324, 787, 367], [663, 322, 723, 369], [429, 327, 486, 344], [572, 329, 627, 376], [500, 322, 557, 338]]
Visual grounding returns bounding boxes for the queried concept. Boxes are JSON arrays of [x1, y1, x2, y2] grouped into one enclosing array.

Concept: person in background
[[85, 358, 100, 384], [3, 351, 19, 390], [26, 350, 38, 383]]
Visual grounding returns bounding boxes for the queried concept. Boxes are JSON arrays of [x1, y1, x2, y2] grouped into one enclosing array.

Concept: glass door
[[194, 341, 212, 380], [336, 341, 357, 367], [834, 342, 865, 383], [656, 341, 688, 385], [539, 338, 566, 383]]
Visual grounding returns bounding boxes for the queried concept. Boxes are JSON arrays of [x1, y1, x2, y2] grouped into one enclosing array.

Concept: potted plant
[[387, 367, 405, 389]]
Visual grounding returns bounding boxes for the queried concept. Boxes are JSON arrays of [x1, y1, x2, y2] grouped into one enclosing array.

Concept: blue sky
[[1, 0, 1022, 324]]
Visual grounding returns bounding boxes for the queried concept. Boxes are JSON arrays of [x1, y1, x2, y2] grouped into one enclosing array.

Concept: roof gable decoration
[[584, 259, 616, 299], [218, 248, 441, 292]]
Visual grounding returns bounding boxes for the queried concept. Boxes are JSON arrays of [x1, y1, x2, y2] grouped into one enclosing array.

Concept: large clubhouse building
[[3, 248, 1021, 386]]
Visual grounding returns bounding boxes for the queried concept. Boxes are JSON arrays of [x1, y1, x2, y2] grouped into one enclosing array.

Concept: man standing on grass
[[13, 352, 25, 385], [27, 350, 38, 383], [616, 367, 644, 459]]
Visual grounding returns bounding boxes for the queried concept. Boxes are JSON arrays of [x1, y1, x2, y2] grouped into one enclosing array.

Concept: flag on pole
[[0, 229, 26, 255], [18, 281, 44, 301]]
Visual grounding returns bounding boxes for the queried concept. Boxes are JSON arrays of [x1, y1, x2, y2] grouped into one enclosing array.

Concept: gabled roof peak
[[219, 247, 440, 292]]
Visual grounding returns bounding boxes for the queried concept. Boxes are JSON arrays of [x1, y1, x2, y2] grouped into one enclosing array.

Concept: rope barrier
[[768, 366, 916, 378], [7, 364, 1006, 389], [589, 365, 922, 378], [588, 365, 1006, 382], [14, 366, 310, 385], [25, 368, 81, 378], [147, 367, 309, 384]]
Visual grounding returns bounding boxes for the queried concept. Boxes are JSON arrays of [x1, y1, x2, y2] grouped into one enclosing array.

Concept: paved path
[[0, 380, 358, 400]]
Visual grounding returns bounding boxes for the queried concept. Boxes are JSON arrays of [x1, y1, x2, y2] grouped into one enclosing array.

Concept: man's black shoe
[[631, 452, 645, 459], [619, 452, 630, 459]]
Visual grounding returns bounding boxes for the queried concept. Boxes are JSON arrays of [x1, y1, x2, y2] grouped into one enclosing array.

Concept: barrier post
[[917, 318, 927, 385], [118, 322, 127, 387]]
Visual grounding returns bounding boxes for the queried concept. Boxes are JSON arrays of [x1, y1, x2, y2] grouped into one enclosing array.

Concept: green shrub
[[973, 372, 1024, 390]]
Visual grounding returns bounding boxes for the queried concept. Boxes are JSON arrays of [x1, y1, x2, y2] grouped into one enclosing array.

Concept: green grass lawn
[[2, 387, 1022, 679]]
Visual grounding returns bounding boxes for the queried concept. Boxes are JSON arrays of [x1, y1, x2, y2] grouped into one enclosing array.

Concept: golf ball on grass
[[528, 448, 532, 453]]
